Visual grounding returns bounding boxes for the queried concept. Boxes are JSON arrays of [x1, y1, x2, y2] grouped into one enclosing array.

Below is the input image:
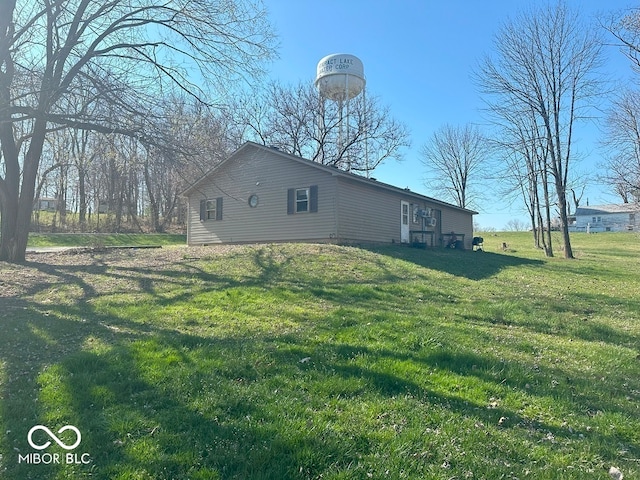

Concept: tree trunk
[[541, 181, 553, 257], [57, 164, 67, 230], [143, 153, 161, 232], [0, 190, 20, 261], [78, 167, 87, 231], [556, 182, 574, 259], [0, 168, 39, 263], [0, 119, 46, 262], [8, 121, 49, 262]]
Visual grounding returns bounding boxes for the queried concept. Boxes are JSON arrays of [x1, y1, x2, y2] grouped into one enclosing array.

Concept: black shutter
[[199, 199, 206, 221], [216, 197, 223, 221], [310, 185, 318, 213], [287, 188, 295, 214]]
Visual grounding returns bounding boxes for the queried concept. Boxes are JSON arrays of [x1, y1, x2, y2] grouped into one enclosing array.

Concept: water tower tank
[[315, 53, 365, 101]]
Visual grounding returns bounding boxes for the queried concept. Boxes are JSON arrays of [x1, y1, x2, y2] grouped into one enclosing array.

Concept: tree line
[[0, 0, 278, 262], [28, 77, 411, 237], [31, 99, 235, 233]]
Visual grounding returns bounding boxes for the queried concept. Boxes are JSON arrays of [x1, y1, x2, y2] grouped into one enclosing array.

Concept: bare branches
[[476, 2, 604, 258], [603, 7, 640, 74], [600, 9, 640, 202], [420, 124, 488, 210], [228, 81, 410, 174], [0, 0, 277, 262], [600, 89, 640, 202]]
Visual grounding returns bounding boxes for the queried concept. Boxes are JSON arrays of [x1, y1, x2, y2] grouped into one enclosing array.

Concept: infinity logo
[[27, 425, 82, 450]]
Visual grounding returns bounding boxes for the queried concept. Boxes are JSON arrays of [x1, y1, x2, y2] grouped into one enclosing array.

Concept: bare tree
[[230, 81, 410, 175], [420, 123, 488, 209], [489, 105, 554, 254], [476, 1, 604, 258], [70, 128, 99, 231], [604, 7, 640, 74], [143, 98, 235, 232], [0, 0, 276, 262], [600, 89, 640, 202], [604, 5, 640, 200], [505, 218, 530, 231]]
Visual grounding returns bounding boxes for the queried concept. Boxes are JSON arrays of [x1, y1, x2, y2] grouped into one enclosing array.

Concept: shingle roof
[[182, 141, 478, 215]]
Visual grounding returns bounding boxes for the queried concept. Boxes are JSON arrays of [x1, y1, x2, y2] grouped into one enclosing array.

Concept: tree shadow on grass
[[0, 303, 360, 479], [458, 289, 640, 351], [308, 341, 640, 465], [2, 247, 638, 479], [15, 257, 242, 302], [2, 297, 639, 479], [362, 245, 545, 281]]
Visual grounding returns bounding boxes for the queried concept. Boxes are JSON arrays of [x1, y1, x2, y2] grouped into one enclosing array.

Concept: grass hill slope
[[1, 233, 639, 479]]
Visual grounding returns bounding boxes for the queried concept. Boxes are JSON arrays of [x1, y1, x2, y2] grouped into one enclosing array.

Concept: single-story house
[[569, 203, 640, 232], [182, 142, 477, 248]]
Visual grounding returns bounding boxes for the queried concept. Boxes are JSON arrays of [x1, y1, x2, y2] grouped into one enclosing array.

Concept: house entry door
[[401, 201, 410, 243]]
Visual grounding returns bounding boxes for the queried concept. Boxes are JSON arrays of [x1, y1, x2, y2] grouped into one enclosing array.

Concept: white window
[[199, 197, 223, 221], [287, 186, 318, 214], [296, 188, 309, 213], [206, 200, 217, 220]]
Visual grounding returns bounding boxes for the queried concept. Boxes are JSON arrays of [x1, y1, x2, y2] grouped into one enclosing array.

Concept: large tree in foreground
[[476, 1, 603, 258], [0, 0, 275, 262]]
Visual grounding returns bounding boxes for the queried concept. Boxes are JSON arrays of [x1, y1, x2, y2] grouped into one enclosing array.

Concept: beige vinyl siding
[[187, 148, 337, 245], [334, 177, 474, 247], [335, 178, 409, 244], [439, 207, 474, 248]]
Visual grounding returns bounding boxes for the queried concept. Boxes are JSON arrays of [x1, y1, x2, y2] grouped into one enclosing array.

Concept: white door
[[401, 201, 410, 243]]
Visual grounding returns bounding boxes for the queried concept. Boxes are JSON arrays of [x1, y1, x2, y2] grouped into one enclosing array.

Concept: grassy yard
[[1, 232, 639, 479], [27, 233, 187, 248]]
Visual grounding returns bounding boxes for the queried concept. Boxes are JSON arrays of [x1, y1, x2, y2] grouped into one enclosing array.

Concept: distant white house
[[569, 203, 640, 232]]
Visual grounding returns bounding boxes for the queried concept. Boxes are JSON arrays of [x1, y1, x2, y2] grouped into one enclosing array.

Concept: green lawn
[[1, 232, 639, 479], [27, 233, 186, 247]]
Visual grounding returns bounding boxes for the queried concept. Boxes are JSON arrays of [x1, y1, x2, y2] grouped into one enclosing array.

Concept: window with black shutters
[[287, 185, 318, 214], [199, 197, 223, 221]]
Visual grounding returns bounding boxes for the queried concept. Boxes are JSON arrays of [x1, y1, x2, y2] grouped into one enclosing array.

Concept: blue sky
[[261, 0, 637, 230]]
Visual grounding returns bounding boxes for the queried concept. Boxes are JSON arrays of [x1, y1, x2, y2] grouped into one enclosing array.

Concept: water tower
[[314, 54, 366, 171], [315, 53, 365, 102]]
